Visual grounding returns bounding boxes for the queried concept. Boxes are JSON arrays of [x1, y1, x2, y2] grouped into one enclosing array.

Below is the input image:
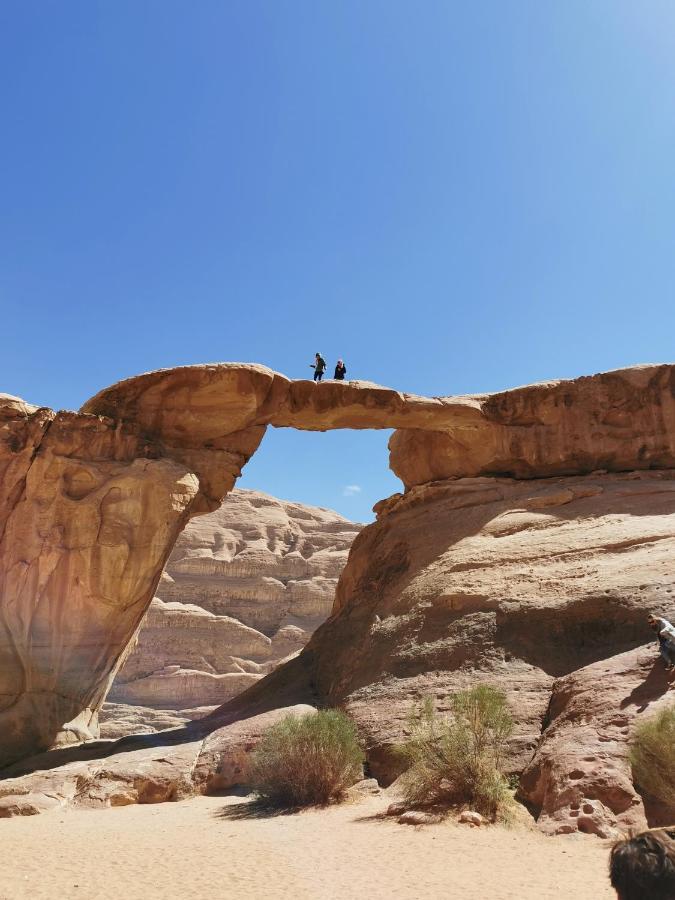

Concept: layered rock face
[[157, 488, 357, 633], [3, 359, 675, 823], [0, 395, 201, 767], [0, 704, 317, 816], [104, 489, 358, 722], [389, 365, 675, 487], [5, 466, 672, 828], [295, 471, 675, 801]]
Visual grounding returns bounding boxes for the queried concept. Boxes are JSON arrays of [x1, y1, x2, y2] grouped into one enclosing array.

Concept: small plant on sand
[[630, 704, 675, 812], [249, 709, 364, 807], [398, 686, 515, 820]]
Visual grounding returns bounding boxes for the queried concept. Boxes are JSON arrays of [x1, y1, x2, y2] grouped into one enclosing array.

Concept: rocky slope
[[2, 362, 675, 836], [299, 469, 675, 835], [101, 489, 359, 730], [3, 467, 674, 835]]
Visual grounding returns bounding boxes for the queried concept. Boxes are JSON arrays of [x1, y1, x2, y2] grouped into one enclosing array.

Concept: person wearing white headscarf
[[649, 614, 675, 670]]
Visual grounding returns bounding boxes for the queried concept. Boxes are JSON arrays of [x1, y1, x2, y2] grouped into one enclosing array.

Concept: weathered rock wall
[[82, 362, 675, 489], [0, 397, 201, 766], [520, 646, 675, 838], [4, 360, 675, 776], [8, 466, 673, 829], [388, 365, 675, 487], [280, 469, 675, 831], [104, 489, 359, 721]]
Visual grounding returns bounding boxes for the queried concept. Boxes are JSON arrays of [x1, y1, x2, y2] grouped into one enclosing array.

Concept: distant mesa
[[101, 488, 359, 735]]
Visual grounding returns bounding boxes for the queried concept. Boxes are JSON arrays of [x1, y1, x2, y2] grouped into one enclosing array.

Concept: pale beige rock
[[398, 810, 443, 825], [116, 598, 273, 677], [459, 811, 484, 826], [156, 488, 359, 630], [191, 704, 317, 794], [5, 360, 675, 776], [82, 362, 675, 491], [386, 801, 408, 817], [346, 778, 382, 799], [111, 667, 261, 710], [297, 471, 675, 784], [98, 702, 211, 739], [0, 408, 200, 767], [107, 489, 359, 717], [0, 704, 315, 816], [3, 460, 675, 833], [81, 364, 276, 514], [389, 364, 675, 488], [207, 469, 675, 825]]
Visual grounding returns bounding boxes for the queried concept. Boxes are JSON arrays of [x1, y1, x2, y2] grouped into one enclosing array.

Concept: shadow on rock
[[620, 659, 675, 712]]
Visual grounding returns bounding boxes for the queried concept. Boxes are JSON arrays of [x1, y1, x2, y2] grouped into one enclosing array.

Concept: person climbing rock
[[310, 352, 326, 382], [334, 359, 347, 380], [648, 614, 675, 671]]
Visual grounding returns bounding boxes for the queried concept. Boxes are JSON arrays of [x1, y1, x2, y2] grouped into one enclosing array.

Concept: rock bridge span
[[1, 361, 675, 767]]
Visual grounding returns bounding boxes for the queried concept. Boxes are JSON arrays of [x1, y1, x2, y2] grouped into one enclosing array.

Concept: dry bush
[[630, 704, 675, 812], [249, 709, 364, 807], [398, 686, 515, 820]]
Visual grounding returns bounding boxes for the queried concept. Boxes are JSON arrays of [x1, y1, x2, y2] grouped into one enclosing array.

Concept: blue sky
[[2, 2, 675, 522]]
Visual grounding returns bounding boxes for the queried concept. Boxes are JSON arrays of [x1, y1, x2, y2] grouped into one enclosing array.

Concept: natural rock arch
[[1, 361, 675, 767]]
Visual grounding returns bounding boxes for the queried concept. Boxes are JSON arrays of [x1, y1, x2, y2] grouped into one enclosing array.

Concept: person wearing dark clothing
[[311, 353, 326, 382], [334, 359, 347, 380]]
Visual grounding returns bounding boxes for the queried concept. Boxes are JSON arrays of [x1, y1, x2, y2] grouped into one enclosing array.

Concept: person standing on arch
[[310, 352, 326, 382], [334, 359, 347, 380]]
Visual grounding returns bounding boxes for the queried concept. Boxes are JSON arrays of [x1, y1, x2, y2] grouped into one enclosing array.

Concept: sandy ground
[[2, 793, 615, 900]]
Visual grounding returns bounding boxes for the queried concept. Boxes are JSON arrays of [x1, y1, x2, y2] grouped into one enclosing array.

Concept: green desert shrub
[[398, 686, 515, 820], [630, 704, 675, 811], [249, 709, 365, 807]]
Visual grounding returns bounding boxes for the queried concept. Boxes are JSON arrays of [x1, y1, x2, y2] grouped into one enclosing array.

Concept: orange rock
[[520, 646, 675, 837], [4, 360, 675, 778]]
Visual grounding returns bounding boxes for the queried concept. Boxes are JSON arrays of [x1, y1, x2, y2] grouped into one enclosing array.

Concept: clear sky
[[2, 2, 675, 522]]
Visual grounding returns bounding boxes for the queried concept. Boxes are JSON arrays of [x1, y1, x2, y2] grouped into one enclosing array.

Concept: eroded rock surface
[[104, 489, 359, 720], [0, 397, 201, 767], [82, 362, 675, 489], [0, 704, 316, 816], [520, 646, 675, 838], [97, 702, 211, 740], [295, 471, 675, 784], [389, 364, 675, 487], [4, 360, 675, 810]]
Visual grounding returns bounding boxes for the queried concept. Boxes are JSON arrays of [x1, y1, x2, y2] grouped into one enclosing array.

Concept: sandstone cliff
[[103, 489, 359, 726], [298, 469, 675, 834], [2, 362, 675, 837]]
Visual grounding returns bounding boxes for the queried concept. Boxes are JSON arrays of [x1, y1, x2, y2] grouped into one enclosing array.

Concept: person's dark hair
[[610, 829, 675, 899]]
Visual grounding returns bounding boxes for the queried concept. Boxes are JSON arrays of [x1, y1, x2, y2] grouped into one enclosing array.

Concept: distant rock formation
[[102, 489, 359, 731]]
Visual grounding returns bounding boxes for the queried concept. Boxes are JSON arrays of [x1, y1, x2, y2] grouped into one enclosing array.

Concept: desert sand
[[2, 793, 614, 900]]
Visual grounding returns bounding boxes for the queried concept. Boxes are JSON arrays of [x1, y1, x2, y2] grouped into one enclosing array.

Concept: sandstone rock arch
[[2, 361, 675, 768]]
